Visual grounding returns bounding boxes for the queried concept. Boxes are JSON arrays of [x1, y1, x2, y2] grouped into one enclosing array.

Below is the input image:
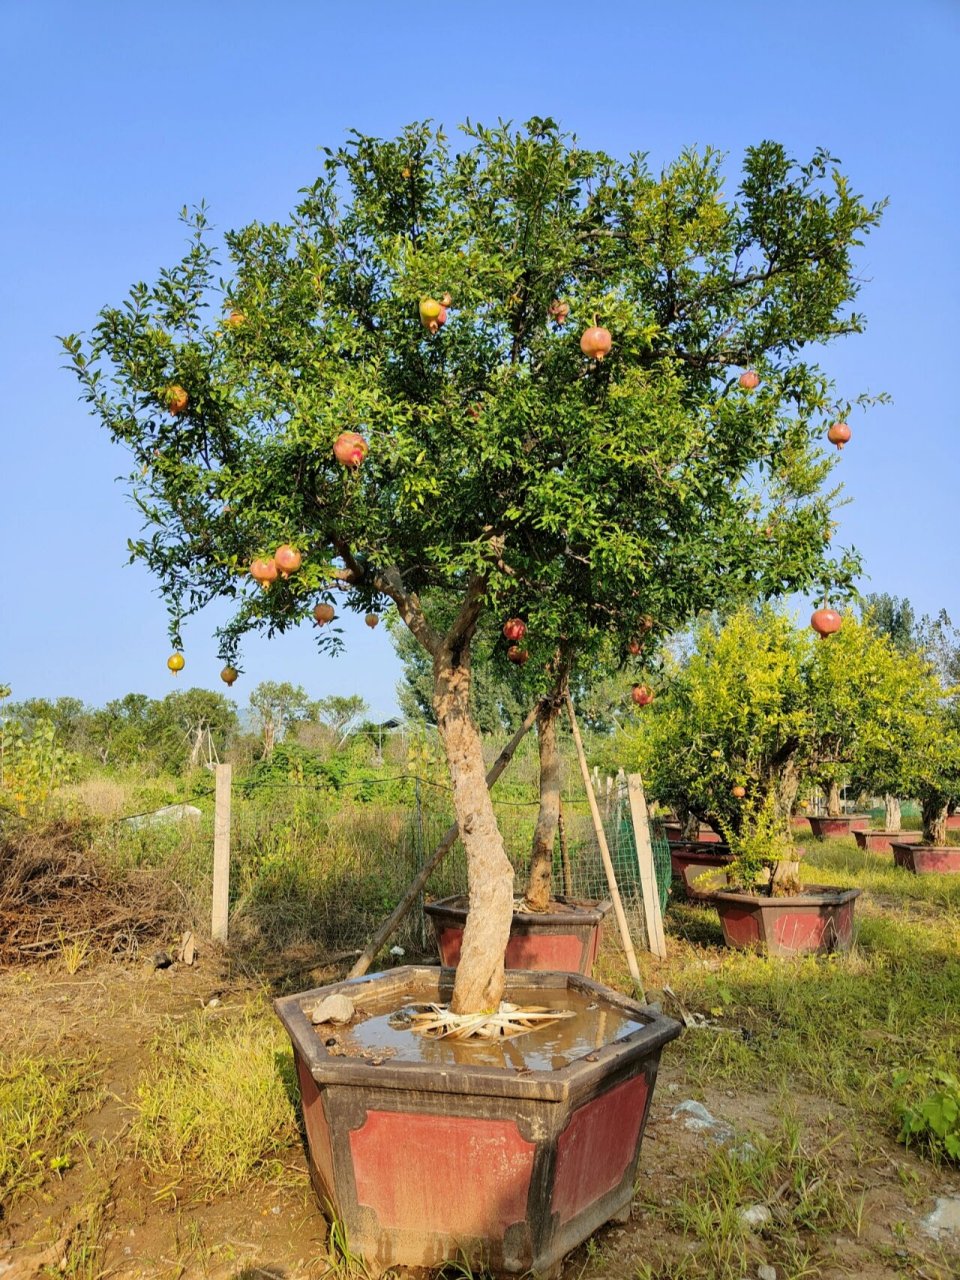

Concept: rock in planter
[[274, 966, 681, 1278], [668, 843, 734, 901], [713, 885, 861, 956], [806, 814, 871, 839], [853, 829, 921, 854], [890, 842, 960, 875], [424, 895, 612, 976]]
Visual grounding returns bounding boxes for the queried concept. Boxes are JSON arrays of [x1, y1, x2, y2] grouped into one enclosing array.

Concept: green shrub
[[895, 1067, 960, 1162]]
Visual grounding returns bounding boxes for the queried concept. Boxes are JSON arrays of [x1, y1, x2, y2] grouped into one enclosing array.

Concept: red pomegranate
[[731, 785, 746, 799], [738, 370, 760, 390], [549, 300, 570, 325], [250, 557, 278, 587], [631, 684, 655, 706], [221, 666, 239, 686], [441, 292, 453, 308], [627, 640, 642, 656], [810, 608, 842, 637], [333, 432, 368, 467], [313, 602, 336, 625], [502, 618, 527, 642], [639, 614, 655, 633], [274, 544, 302, 577], [365, 613, 379, 629], [507, 645, 529, 665], [827, 421, 851, 450], [165, 384, 189, 415], [580, 326, 612, 360], [466, 403, 482, 421]]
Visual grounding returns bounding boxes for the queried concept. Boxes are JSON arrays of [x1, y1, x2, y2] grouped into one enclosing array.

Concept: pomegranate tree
[[66, 120, 882, 1016]]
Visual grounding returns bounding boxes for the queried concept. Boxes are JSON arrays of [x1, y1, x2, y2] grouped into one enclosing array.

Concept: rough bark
[[773, 760, 801, 821], [884, 794, 901, 832], [922, 796, 948, 847], [826, 779, 841, 817], [681, 810, 700, 840], [524, 699, 561, 910], [433, 641, 515, 1016]]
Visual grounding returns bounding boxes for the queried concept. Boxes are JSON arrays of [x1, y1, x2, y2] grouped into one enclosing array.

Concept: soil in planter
[[324, 987, 644, 1072]]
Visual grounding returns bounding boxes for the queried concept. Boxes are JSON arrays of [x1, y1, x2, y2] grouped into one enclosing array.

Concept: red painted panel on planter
[[504, 932, 585, 971], [436, 925, 587, 972], [551, 1074, 648, 1225], [773, 909, 828, 953], [296, 1054, 336, 1198], [719, 905, 761, 946], [350, 1110, 535, 1238]]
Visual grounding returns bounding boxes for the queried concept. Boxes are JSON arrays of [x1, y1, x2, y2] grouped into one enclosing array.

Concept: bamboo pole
[[564, 692, 642, 987], [211, 763, 232, 943], [348, 702, 540, 978]]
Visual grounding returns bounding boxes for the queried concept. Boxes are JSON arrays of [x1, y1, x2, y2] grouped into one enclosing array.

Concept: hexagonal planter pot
[[668, 843, 734, 900], [806, 814, 871, 839], [853, 829, 921, 854], [890, 842, 960, 875], [946, 814, 960, 831], [275, 967, 681, 1278], [424, 895, 611, 976], [713, 885, 861, 956]]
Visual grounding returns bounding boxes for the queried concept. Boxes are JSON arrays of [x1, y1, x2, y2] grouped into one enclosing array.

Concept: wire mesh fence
[[206, 766, 670, 962]]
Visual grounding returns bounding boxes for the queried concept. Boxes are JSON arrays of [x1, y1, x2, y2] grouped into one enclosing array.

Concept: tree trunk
[[262, 719, 275, 757], [433, 644, 515, 1016], [826, 779, 841, 817], [922, 795, 947, 847], [524, 699, 561, 910], [884, 794, 901, 832], [681, 810, 700, 840], [773, 760, 800, 821]]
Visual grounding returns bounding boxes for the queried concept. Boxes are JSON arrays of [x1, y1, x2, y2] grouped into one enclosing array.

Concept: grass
[[654, 838, 960, 1154], [0, 1050, 101, 1209], [131, 1000, 300, 1199], [634, 1111, 867, 1280]]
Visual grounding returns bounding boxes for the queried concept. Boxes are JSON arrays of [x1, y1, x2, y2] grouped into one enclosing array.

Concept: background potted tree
[[890, 698, 960, 875], [66, 119, 881, 1275]]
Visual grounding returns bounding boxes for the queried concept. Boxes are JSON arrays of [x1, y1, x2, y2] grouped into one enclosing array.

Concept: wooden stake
[[627, 773, 667, 959], [212, 762, 232, 943], [564, 693, 642, 987], [348, 702, 540, 978]]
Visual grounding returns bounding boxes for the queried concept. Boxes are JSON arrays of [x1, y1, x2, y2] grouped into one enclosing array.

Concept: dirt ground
[[1, 951, 958, 1280]]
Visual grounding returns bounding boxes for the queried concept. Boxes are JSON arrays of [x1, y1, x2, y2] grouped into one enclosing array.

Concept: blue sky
[[1, 0, 958, 719]]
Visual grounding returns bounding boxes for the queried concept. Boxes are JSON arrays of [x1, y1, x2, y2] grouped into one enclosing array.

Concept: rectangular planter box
[[662, 823, 722, 844], [807, 814, 871, 838], [424, 895, 611, 976], [275, 967, 681, 1278], [854, 829, 921, 854], [713, 884, 861, 956], [891, 842, 960, 875], [668, 843, 733, 900]]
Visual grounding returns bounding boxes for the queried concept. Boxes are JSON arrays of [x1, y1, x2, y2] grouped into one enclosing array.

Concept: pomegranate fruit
[[441, 292, 452, 307], [580, 326, 612, 360], [627, 640, 642, 656], [466, 403, 481, 421], [738, 370, 760, 390], [333, 432, 368, 467], [639, 614, 655, 633], [250, 557, 278, 587], [314, 602, 336, 625], [502, 618, 527, 642], [167, 653, 185, 674], [506, 645, 529, 665], [165, 385, 189, 415], [274, 544, 302, 577], [221, 666, 239, 686], [827, 421, 851, 450], [810, 607, 842, 637], [631, 683, 654, 706], [549, 300, 570, 325], [365, 613, 379, 629], [224, 310, 245, 328], [419, 298, 441, 327], [436, 306, 448, 327], [731, 785, 746, 799]]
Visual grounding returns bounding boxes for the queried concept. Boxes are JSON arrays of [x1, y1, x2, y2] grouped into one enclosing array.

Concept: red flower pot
[[891, 842, 960, 875], [713, 885, 861, 956], [424, 895, 611, 977], [853, 829, 921, 854], [668, 843, 734, 900], [806, 815, 871, 838], [274, 967, 681, 1277], [663, 823, 722, 844]]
